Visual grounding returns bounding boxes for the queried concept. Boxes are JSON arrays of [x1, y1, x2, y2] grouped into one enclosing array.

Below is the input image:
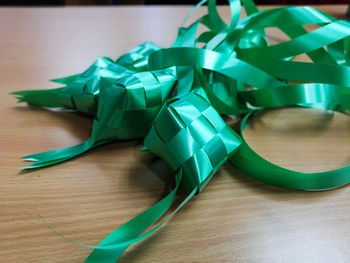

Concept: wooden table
[[1, 5, 350, 263]]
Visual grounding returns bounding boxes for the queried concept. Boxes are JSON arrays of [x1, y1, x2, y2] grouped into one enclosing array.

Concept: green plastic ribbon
[[144, 88, 242, 193], [22, 68, 176, 169], [41, 89, 239, 263], [230, 111, 350, 190], [41, 169, 197, 263], [11, 42, 160, 115], [12, 42, 176, 169], [11, 0, 350, 261], [116, 41, 161, 72]]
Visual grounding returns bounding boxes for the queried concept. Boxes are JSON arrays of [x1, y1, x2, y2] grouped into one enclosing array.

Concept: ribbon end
[[139, 146, 148, 152]]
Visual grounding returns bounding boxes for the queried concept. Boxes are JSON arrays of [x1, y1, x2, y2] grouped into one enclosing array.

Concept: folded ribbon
[[11, 42, 160, 115], [22, 68, 176, 169], [144, 88, 242, 193], [42, 88, 240, 263]]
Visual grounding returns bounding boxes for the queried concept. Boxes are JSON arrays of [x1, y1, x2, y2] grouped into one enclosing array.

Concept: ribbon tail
[[84, 170, 196, 263], [50, 73, 80, 85], [11, 88, 63, 108], [21, 137, 106, 169], [39, 170, 196, 262]]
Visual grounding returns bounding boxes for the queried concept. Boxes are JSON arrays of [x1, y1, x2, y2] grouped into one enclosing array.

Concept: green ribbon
[[40, 88, 241, 263], [144, 88, 242, 193], [230, 111, 350, 190], [22, 68, 176, 169], [12, 42, 176, 169], [116, 41, 161, 72], [10, 0, 350, 262], [11, 42, 160, 115]]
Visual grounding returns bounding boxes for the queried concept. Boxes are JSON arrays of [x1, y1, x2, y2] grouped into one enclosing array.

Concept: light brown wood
[[1, 5, 350, 263]]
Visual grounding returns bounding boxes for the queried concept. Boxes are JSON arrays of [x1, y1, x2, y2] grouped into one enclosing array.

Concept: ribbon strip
[[41, 169, 197, 263], [230, 111, 350, 190]]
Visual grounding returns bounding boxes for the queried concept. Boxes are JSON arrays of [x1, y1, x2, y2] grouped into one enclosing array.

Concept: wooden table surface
[[1, 5, 350, 263]]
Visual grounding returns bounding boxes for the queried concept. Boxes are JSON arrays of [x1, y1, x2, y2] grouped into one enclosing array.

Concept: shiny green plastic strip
[[239, 83, 350, 110], [148, 47, 284, 115], [41, 169, 197, 263], [230, 111, 350, 190]]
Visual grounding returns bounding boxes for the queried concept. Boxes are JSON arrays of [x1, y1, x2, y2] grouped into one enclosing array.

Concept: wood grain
[[1, 5, 350, 263]]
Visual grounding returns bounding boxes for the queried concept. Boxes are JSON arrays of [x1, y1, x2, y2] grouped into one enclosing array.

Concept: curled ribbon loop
[[230, 111, 350, 190]]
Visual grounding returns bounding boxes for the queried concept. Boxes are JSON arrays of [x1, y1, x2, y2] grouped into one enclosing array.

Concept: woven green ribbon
[[11, 0, 350, 262], [12, 42, 160, 114], [13, 42, 176, 169], [144, 88, 242, 193]]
